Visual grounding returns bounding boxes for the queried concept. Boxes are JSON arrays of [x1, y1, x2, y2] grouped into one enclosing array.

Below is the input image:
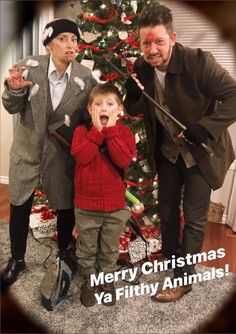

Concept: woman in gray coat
[[1, 19, 96, 285]]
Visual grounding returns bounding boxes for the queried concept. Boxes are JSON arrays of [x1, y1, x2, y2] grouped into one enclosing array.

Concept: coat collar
[[167, 42, 184, 74], [29, 55, 83, 130]]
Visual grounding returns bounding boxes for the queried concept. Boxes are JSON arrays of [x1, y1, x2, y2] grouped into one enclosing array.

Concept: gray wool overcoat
[[2, 54, 96, 208]]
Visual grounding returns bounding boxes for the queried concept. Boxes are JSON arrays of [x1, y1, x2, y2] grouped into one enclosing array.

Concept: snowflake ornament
[[121, 12, 132, 25], [91, 69, 105, 83], [84, 32, 101, 43]]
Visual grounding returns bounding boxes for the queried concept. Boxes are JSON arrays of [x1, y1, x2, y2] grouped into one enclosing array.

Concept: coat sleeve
[[71, 125, 105, 165], [124, 60, 146, 117], [2, 84, 28, 115], [104, 124, 136, 170], [1, 59, 29, 114], [198, 52, 236, 140]]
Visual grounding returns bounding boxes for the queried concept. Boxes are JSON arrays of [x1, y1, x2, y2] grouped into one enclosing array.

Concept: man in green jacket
[[124, 3, 236, 302]]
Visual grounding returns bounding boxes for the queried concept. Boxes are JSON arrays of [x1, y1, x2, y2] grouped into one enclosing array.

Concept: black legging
[[56, 209, 75, 251], [9, 192, 75, 260]]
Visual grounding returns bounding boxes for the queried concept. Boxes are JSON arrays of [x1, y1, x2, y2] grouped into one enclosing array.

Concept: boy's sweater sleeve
[[71, 125, 105, 165], [104, 124, 136, 170]]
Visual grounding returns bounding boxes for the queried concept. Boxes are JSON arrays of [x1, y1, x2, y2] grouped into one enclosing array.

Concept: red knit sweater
[[71, 121, 136, 211]]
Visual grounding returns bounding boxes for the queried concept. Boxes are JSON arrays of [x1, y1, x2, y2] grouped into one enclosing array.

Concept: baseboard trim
[[0, 176, 9, 184], [221, 214, 227, 224], [229, 160, 236, 171]]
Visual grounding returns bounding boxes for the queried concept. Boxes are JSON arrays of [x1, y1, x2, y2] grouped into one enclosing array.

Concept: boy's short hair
[[88, 83, 123, 105], [138, 2, 173, 34]]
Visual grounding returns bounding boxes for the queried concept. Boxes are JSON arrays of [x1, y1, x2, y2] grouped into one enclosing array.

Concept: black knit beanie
[[42, 19, 80, 46]]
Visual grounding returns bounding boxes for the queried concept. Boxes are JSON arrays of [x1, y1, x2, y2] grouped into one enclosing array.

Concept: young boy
[[71, 83, 136, 307]]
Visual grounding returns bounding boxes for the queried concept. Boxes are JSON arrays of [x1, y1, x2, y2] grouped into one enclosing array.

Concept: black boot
[[1, 258, 26, 286]]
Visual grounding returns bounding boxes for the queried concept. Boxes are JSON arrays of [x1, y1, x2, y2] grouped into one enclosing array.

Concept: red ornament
[[119, 233, 131, 251], [126, 60, 133, 73], [139, 189, 147, 197], [101, 72, 119, 81], [35, 189, 46, 198]]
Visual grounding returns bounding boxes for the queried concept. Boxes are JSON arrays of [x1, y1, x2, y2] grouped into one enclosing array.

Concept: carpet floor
[[1, 221, 236, 334]]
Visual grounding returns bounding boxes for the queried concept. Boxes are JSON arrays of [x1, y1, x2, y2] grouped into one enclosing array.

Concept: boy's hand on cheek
[[106, 109, 119, 127], [91, 108, 103, 132]]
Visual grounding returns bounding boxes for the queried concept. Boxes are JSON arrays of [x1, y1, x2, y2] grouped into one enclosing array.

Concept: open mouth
[[100, 115, 109, 126], [148, 54, 161, 60]]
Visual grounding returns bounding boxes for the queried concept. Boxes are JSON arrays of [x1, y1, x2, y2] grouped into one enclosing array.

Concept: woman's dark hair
[[138, 2, 173, 34]]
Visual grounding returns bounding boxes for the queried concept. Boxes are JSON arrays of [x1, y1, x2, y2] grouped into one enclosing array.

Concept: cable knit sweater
[[71, 121, 136, 211]]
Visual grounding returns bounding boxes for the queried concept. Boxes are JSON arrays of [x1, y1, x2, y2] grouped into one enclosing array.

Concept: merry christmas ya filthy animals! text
[[91, 248, 229, 304]]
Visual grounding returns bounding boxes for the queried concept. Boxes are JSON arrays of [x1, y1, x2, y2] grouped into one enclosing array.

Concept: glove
[[183, 124, 210, 145], [125, 76, 142, 100]]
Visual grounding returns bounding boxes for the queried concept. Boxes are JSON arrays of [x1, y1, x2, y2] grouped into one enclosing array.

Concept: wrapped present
[[31, 204, 47, 214], [51, 232, 57, 241], [30, 205, 56, 239], [119, 233, 131, 253], [139, 225, 160, 240], [128, 236, 150, 264], [148, 237, 161, 253], [124, 225, 133, 238]]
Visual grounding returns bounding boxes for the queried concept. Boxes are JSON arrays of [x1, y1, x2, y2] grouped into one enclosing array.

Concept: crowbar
[[105, 57, 213, 157]]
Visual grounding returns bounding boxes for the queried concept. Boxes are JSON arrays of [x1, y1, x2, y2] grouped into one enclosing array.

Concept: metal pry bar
[[104, 57, 213, 157]]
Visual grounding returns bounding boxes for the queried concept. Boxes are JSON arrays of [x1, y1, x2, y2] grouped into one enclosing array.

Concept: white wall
[[211, 161, 236, 222], [0, 44, 15, 184], [0, 4, 54, 184]]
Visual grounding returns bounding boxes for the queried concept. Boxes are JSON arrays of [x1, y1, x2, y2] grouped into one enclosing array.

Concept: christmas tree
[[77, 0, 160, 231]]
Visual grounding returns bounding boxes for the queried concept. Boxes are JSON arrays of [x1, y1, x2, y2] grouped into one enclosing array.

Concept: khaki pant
[[75, 207, 130, 276]]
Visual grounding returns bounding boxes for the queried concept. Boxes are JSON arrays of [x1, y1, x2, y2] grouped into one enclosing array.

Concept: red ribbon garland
[[101, 72, 119, 81], [123, 14, 136, 22], [82, 12, 136, 25], [82, 12, 111, 24], [119, 114, 143, 119], [35, 189, 46, 198], [77, 37, 139, 53], [77, 44, 100, 52], [127, 178, 158, 187]]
